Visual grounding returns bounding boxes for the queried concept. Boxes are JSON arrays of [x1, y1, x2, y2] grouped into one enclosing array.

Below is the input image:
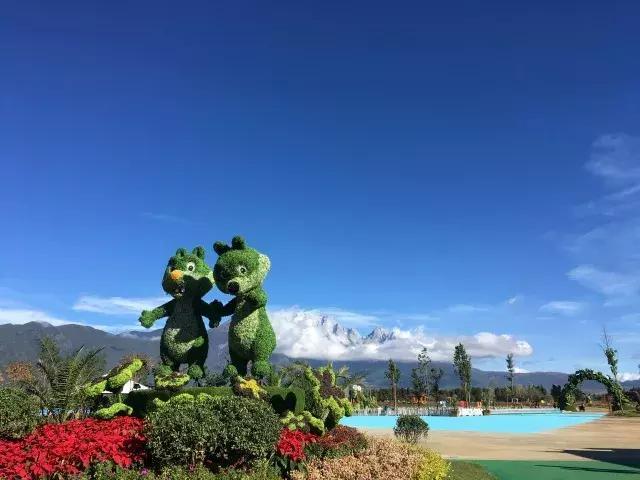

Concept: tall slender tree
[[601, 327, 624, 411], [453, 343, 472, 405], [385, 359, 401, 411], [429, 367, 444, 402], [506, 353, 516, 396]]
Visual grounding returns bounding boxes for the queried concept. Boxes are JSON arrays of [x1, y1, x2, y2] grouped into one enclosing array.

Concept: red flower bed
[[276, 428, 317, 462], [0, 417, 146, 479]]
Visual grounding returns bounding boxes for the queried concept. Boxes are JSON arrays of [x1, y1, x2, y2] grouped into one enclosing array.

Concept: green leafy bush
[[84, 461, 280, 480], [393, 415, 429, 444], [146, 395, 281, 469], [0, 387, 40, 438], [214, 396, 281, 466], [127, 386, 304, 417], [146, 395, 223, 468]]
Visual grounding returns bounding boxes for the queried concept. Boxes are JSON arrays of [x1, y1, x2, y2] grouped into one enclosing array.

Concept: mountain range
[[1, 320, 637, 393]]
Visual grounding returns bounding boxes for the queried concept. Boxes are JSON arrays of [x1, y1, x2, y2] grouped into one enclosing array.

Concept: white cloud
[[568, 265, 640, 303], [305, 307, 380, 328], [446, 304, 489, 313], [0, 307, 76, 326], [73, 295, 168, 315], [270, 307, 532, 362], [586, 133, 640, 185], [619, 372, 640, 382], [506, 295, 523, 305], [513, 367, 530, 374], [539, 301, 585, 316]]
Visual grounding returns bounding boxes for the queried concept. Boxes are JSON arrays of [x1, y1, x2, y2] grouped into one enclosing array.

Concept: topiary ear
[[213, 241, 230, 255], [192, 246, 205, 259], [231, 236, 246, 250], [175, 248, 187, 257]]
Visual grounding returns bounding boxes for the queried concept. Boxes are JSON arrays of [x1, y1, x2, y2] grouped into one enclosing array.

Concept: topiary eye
[[186, 262, 196, 272], [238, 265, 247, 275]]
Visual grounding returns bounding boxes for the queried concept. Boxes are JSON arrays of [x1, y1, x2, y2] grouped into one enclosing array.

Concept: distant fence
[[352, 406, 455, 416]]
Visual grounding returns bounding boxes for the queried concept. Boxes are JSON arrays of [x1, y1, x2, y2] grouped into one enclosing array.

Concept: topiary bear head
[[212, 236, 270, 296], [161, 246, 214, 299]]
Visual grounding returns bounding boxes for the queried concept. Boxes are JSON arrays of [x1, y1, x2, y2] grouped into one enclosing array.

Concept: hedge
[[126, 386, 304, 417]]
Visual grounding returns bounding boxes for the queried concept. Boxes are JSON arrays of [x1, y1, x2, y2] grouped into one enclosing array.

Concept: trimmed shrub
[[84, 461, 281, 480], [394, 415, 429, 444], [127, 386, 304, 417], [0, 388, 40, 439], [146, 396, 222, 468], [214, 396, 281, 466], [146, 395, 281, 469]]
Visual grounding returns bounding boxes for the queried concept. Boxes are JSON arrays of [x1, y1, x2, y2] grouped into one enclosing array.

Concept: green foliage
[[0, 387, 40, 438], [453, 343, 472, 404], [84, 461, 280, 480], [393, 414, 430, 444], [147, 395, 280, 468], [213, 396, 281, 466], [126, 386, 303, 417], [280, 410, 324, 435], [94, 402, 133, 420], [506, 353, 515, 394], [107, 358, 144, 391], [139, 246, 218, 385], [13, 336, 105, 423], [212, 236, 276, 380], [559, 368, 627, 411], [146, 395, 223, 468]]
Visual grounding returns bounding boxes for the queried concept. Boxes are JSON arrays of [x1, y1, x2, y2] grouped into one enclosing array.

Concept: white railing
[[351, 406, 455, 416]]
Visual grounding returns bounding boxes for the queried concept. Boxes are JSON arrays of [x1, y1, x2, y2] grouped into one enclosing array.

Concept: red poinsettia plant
[[0, 416, 146, 479], [274, 428, 317, 478]]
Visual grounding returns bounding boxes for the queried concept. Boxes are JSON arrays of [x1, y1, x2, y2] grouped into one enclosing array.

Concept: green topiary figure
[[84, 357, 144, 419], [138, 246, 219, 386], [210, 236, 276, 380]]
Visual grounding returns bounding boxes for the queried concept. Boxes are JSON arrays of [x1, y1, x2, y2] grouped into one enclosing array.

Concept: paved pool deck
[[360, 415, 640, 462]]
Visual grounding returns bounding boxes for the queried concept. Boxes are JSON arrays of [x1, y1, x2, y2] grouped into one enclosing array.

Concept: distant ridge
[[0, 321, 636, 393]]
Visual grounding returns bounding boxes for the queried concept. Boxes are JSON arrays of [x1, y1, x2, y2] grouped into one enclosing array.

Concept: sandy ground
[[361, 416, 640, 462]]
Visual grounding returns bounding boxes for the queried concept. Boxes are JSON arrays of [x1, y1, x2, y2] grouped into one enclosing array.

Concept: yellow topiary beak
[[170, 270, 184, 281]]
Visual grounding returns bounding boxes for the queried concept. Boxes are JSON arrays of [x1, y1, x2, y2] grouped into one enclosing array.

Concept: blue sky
[[1, 1, 640, 376]]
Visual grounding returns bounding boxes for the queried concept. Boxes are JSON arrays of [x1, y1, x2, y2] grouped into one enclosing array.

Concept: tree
[[429, 367, 444, 401], [551, 384, 562, 406], [602, 327, 624, 411], [506, 353, 516, 395], [411, 347, 431, 397], [385, 359, 401, 411], [13, 337, 105, 422], [453, 343, 472, 405]]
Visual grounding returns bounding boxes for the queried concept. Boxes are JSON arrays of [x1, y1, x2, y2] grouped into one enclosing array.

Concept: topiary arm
[[139, 300, 174, 328], [211, 298, 237, 316], [196, 299, 219, 326], [244, 288, 267, 308]]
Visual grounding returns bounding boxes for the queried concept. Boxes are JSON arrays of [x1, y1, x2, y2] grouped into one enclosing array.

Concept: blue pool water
[[340, 413, 604, 433]]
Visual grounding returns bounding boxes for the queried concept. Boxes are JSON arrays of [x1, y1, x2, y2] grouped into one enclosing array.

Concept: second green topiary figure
[[211, 236, 276, 380]]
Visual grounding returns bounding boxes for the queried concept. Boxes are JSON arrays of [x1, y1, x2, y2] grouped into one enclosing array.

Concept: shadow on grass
[[536, 464, 640, 475], [562, 449, 640, 469]]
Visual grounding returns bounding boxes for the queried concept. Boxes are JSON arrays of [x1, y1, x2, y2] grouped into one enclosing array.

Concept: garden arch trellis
[[559, 368, 625, 412]]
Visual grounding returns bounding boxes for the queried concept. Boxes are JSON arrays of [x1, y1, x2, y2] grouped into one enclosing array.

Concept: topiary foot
[[223, 364, 239, 379], [251, 360, 272, 380], [187, 364, 205, 380], [155, 372, 190, 390]]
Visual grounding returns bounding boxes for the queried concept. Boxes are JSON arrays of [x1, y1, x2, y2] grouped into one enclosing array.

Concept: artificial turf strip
[[449, 461, 498, 480], [475, 460, 640, 480]]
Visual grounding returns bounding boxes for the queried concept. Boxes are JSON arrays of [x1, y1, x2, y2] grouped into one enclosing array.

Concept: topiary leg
[[251, 360, 272, 379], [187, 363, 205, 380], [224, 351, 247, 378]]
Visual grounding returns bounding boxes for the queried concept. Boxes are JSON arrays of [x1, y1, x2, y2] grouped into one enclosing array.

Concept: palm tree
[[17, 337, 105, 422]]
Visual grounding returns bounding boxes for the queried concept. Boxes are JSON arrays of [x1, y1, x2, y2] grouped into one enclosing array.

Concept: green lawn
[[474, 460, 640, 480], [449, 461, 498, 479]]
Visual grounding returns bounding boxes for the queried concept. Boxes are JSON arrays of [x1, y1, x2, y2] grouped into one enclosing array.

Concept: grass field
[[474, 460, 640, 480]]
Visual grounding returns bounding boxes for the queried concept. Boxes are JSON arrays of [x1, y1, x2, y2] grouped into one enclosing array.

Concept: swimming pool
[[340, 413, 605, 433]]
